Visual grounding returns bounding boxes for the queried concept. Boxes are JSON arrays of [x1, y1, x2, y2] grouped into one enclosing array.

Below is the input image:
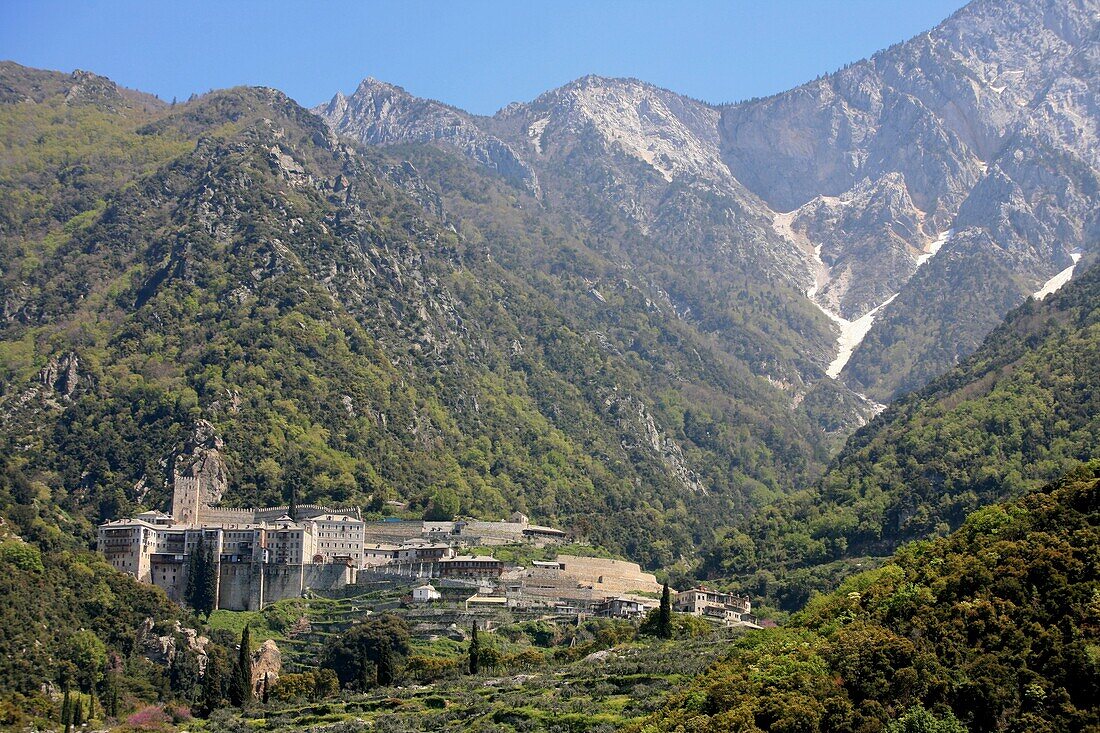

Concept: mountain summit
[[316, 0, 1099, 402]]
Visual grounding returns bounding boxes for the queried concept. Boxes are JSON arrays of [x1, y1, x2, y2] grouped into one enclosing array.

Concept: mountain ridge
[[316, 0, 1099, 402]]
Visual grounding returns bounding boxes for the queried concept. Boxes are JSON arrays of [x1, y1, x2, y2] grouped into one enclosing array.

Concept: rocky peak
[[61, 69, 127, 111], [315, 77, 540, 195], [499, 75, 728, 183]]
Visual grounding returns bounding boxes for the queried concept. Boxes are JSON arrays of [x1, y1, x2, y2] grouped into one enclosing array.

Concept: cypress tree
[[60, 687, 72, 732], [228, 659, 244, 707], [468, 622, 480, 675], [229, 624, 252, 706], [71, 696, 83, 728], [261, 672, 269, 704], [199, 651, 224, 718], [186, 532, 219, 615], [184, 533, 203, 609], [198, 536, 218, 615], [105, 675, 119, 718], [376, 639, 396, 686], [658, 582, 673, 639]]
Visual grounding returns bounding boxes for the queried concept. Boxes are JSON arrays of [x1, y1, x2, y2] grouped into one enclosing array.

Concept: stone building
[[438, 555, 504, 580], [411, 583, 442, 603], [595, 597, 652, 619], [98, 486, 365, 611], [674, 587, 756, 626]]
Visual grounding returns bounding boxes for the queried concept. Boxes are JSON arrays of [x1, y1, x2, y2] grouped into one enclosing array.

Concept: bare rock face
[[170, 419, 229, 522], [606, 391, 707, 495], [382, 160, 446, 220], [251, 639, 281, 696], [726, 0, 1099, 399], [138, 618, 210, 674], [36, 352, 80, 401], [315, 78, 540, 196], [498, 75, 730, 183]]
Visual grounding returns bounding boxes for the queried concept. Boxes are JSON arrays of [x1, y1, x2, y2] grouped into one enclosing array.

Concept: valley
[[0, 0, 1097, 730]]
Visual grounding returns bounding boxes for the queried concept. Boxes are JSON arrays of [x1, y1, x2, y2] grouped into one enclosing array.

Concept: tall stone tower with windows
[[170, 420, 229, 524]]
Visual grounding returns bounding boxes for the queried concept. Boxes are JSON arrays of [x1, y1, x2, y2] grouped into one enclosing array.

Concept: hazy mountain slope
[[727, 0, 1100, 399], [699, 262, 1100, 605], [317, 0, 1099, 407], [0, 67, 848, 569], [317, 76, 879, 433], [642, 462, 1100, 733]]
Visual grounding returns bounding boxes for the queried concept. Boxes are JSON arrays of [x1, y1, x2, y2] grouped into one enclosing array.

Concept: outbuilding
[[412, 583, 442, 603]]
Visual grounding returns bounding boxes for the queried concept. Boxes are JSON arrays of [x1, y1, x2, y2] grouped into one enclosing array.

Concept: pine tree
[[468, 622, 480, 675], [376, 639, 396, 686], [658, 582, 673, 639]]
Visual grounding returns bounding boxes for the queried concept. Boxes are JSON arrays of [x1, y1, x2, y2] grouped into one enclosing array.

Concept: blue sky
[[1, 1, 967, 114]]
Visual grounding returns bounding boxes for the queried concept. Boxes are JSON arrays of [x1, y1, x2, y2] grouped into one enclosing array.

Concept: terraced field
[[198, 633, 748, 732]]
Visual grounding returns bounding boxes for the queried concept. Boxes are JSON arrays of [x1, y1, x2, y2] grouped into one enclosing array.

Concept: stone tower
[[170, 420, 229, 524]]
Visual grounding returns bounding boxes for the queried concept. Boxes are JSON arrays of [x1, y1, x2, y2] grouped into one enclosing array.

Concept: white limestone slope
[[916, 228, 953, 267], [519, 77, 731, 183], [825, 294, 899, 378], [1033, 252, 1082, 299], [795, 228, 954, 379]]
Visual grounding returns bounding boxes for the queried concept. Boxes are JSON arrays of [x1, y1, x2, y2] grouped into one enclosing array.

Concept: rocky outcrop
[[382, 160, 446, 220], [138, 618, 210, 673], [606, 391, 707, 495], [251, 639, 281, 696], [64, 69, 125, 109], [785, 173, 929, 319], [315, 78, 539, 196], [170, 420, 229, 522], [36, 352, 80, 401]]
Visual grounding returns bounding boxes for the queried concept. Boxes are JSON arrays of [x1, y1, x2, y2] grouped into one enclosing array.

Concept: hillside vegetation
[[699, 264, 1100, 608], [0, 63, 840, 577], [640, 462, 1100, 733]]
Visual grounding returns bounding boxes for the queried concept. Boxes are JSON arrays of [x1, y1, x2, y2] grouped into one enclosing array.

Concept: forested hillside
[[0, 63, 842, 572], [641, 462, 1100, 733], [1, 0, 1098, 729], [699, 262, 1100, 607]]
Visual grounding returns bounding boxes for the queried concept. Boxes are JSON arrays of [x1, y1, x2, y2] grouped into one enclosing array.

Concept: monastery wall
[[555, 555, 664, 595], [219, 562, 262, 611]]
